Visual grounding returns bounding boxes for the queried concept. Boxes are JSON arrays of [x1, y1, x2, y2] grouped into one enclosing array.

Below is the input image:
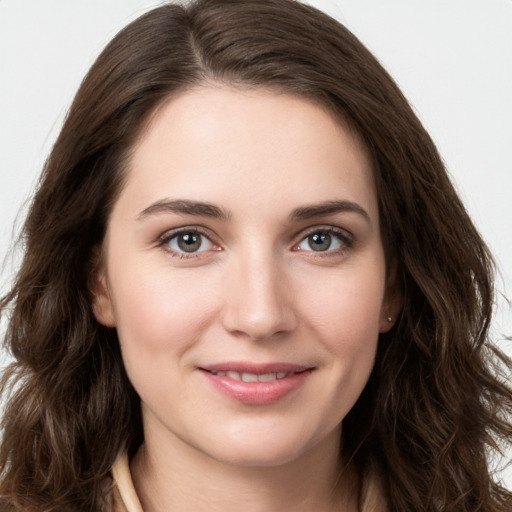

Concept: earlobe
[[90, 269, 116, 328], [379, 311, 397, 333], [379, 272, 402, 333], [379, 298, 401, 333]]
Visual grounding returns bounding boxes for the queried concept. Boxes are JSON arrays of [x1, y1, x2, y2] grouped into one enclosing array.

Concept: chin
[[197, 424, 337, 470], [209, 442, 308, 469]]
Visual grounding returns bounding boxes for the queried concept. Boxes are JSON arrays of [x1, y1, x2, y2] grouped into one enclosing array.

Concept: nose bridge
[[221, 244, 295, 340]]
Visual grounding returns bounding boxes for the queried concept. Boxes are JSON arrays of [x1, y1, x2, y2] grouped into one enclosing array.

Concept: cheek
[[295, 255, 385, 396], [109, 263, 220, 361], [299, 264, 385, 344], [108, 265, 223, 413], [284, 260, 385, 431]]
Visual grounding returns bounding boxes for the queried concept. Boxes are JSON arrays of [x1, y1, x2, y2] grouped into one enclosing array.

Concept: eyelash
[[292, 226, 354, 257], [157, 227, 220, 259], [157, 225, 354, 259]]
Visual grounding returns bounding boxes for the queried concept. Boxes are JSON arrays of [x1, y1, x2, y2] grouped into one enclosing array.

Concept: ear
[[379, 268, 402, 333], [89, 260, 116, 328]]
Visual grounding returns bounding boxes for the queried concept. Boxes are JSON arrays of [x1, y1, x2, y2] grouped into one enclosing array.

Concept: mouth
[[199, 362, 314, 405], [206, 370, 295, 382]]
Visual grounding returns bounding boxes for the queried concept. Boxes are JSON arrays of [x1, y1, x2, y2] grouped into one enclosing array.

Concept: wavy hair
[[1, 0, 511, 510]]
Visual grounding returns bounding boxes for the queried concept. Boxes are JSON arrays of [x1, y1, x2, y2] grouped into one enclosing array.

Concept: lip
[[199, 362, 314, 405]]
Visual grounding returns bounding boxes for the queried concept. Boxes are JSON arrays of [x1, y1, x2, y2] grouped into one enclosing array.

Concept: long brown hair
[[1, 1, 511, 510]]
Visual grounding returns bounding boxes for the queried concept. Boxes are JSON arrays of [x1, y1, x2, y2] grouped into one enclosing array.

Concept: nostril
[[220, 264, 297, 339]]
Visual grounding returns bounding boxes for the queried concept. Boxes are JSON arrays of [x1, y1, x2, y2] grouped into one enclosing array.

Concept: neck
[[130, 419, 358, 512]]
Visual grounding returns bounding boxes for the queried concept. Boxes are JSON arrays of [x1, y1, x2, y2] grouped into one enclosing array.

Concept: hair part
[[1, 1, 511, 510]]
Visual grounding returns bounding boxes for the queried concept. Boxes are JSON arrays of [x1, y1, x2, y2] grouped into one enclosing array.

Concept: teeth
[[212, 371, 291, 382], [258, 373, 276, 382]]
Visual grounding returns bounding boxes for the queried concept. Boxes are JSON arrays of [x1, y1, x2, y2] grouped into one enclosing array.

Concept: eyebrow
[[137, 199, 231, 220], [289, 200, 371, 225], [137, 198, 371, 225]]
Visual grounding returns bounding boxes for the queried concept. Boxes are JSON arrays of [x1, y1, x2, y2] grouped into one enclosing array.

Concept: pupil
[[309, 233, 331, 251], [178, 233, 201, 252]]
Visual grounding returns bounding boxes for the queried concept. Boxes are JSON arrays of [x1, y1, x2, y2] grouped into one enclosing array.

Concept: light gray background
[[1, 0, 511, 486]]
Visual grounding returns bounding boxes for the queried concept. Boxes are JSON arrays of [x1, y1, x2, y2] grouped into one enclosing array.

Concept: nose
[[220, 250, 297, 341]]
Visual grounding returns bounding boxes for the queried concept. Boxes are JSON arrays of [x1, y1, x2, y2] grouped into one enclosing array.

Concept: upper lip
[[200, 362, 313, 374]]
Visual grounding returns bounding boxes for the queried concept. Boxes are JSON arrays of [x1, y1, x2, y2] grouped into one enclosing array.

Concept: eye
[[294, 228, 352, 253], [162, 229, 218, 255]]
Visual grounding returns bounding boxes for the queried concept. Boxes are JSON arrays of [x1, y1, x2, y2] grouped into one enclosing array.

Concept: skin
[[93, 86, 399, 511]]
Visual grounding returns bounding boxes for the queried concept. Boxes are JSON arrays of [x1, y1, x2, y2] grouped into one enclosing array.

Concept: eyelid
[[291, 225, 354, 253], [156, 226, 222, 257], [155, 224, 353, 258]]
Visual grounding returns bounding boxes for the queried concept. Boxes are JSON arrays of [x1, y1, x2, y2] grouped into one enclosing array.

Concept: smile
[[199, 363, 314, 405], [208, 371, 292, 382]]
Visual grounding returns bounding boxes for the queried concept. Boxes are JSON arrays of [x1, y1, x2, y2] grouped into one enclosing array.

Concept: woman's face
[[93, 87, 397, 468]]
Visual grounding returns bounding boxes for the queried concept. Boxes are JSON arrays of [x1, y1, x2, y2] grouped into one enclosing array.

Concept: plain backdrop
[[1, 0, 511, 485]]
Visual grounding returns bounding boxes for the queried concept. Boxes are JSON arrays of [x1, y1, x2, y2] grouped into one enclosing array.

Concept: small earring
[[387, 316, 392, 322]]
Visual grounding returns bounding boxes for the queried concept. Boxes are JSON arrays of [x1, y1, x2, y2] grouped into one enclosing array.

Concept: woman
[[1, 0, 511, 510]]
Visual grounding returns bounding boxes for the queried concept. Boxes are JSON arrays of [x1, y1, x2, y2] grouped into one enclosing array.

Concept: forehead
[[118, 86, 378, 222]]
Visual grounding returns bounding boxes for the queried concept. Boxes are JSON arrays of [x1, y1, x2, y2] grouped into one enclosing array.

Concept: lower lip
[[201, 370, 312, 405]]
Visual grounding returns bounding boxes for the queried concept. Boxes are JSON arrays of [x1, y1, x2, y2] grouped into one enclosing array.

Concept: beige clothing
[[110, 453, 387, 512], [111, 453, 143, 512]]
